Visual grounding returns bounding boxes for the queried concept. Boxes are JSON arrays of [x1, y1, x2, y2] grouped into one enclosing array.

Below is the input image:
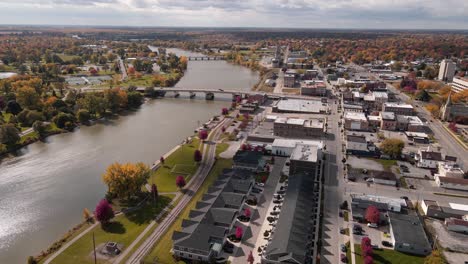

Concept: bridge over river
[[135, 87, 321, 101]]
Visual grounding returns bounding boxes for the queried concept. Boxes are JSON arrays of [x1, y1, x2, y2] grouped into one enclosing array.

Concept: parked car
[[400, 196, 408, 200], [409, 185, 416, 189], [341, 244, 347, 252], [273, 200, 282, 204], [339, 211, 343, 217], [270, 211, 280, 216], [340, 253, 348, 263], [382, 241, 393, 247], [256, 182, 265, 187], [367, 223, 378, 228], [371, 244, 379, 249], [340, 228, 346, 234]]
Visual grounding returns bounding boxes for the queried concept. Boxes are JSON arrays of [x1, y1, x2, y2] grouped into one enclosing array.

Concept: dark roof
[[173, 224, 227, 252], [264, 173, 317, 264], [347, 135, 367, 143], [445, 156, 457, 162], [389, 212, 431, 251], [372, 171, 397, 181], [203, 208, 237, 225], [420, 151, 443, 161], [233, 150, 263, 165], [446, 218, 468, 227]]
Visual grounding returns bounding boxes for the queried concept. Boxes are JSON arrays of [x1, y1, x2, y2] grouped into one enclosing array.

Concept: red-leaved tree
[[244, 208, 251, 218], [199, 129, 208, 141], [361, 237, 373, 258], [194, 149, 202, 162], [222, 108, 229, 115], [176, 175, 186, 189], [160, 156, 165, 164], [235, 226, 243, 240], [151, 183, 158, 202], [448, 122, 458, 133], [247, 251, 254, 264], [364, 255, 374, 264], [95, 199, 114, 226], [365, 205, 380, 224]]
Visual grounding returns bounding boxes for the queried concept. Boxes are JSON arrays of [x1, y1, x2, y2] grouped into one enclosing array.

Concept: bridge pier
[[205, 92, 214, 100], [174, 92, 180, 98], [189, 92, 196, 98]]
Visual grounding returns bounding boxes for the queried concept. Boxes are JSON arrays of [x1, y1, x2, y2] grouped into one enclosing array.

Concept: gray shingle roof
[[389, 212, 431, 251]]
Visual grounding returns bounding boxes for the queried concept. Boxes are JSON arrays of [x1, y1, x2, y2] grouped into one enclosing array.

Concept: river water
[[0, 48, 259, 263]]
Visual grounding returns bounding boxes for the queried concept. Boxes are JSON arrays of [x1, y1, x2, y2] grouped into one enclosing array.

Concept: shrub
[[176, 175, 186, 189]]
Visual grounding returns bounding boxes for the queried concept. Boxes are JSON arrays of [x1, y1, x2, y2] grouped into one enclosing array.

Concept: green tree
[[53, 112, 76, 129], [0, 124, 20, 145], [16, 86, 42, 110], [127, 92, 143, 108], [380, 138, 405, 158], [77, 93, 107, 117], [77, 109, 91, 124], [32, 121, 46, 138], [415, 89, 431, 102]]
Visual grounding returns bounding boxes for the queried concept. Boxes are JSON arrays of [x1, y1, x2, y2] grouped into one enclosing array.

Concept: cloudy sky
[[0, 0, 467, 29]]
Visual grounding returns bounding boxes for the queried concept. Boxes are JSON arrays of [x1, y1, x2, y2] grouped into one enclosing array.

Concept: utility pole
[[93, 232, 97, 264]]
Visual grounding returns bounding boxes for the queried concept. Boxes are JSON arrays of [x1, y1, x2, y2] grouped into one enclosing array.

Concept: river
[[0, 48, 259, 263]]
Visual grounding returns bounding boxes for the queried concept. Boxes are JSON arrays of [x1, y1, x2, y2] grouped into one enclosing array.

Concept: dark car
[[340, 253, 348, 263], [340, 228, 346, 234], [409, 185, 416, 189], [382, 241, 393, 247], [273, 200, 282, 204], [341, 244, 347, 252], [400, 196, 409, 200]]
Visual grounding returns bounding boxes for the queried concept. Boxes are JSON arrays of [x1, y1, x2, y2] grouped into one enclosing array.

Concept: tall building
[[451, 76, 468, 93], [438, 59, 456, 82]]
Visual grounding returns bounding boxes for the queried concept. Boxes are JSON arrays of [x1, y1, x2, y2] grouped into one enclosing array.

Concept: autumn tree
[[194, 149, 202, 162], [365, 205, 380, 224], [199, 129, 208, 141], [95, 199, 114, 226], [176, 175, 186, 189], [77, 109, 91, 124], [426, 104, 440, 117], [222, 107, 229, 115], [0, 124, 20, 145], [127, 91, 144, 108], [448, 122, 458, 132], [247, 251, 254, 264], [77, 93, 107, 117], [102, 162, 151, 200], [83, 208, 92, 223], [380, 138, 405, 158], [16, 86, 42, 110], [104, 88, 128, 113]]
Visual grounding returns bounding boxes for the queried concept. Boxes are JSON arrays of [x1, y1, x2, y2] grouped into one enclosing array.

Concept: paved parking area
[[426, 218, 468, 254], [347, 156, 384, 171]]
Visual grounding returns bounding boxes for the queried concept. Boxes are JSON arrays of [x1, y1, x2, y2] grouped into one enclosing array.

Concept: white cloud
[[0, 0, 466, 28]]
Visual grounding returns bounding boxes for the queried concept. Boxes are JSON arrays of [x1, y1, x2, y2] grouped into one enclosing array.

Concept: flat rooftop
[[344, 112, 367, 121], [275, 99, 327, 114], [272, 139, 324, 149], [384, 102, 414, 109], [290, 144, 319, 163]]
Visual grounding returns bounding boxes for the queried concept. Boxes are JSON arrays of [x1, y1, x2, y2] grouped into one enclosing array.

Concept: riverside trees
[[102, 162, 151, 200]]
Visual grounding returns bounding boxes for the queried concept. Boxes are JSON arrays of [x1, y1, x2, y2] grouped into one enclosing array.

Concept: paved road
[[118, 57, 128, 81], [121, 117, 230, 264], [320, 94, 346, 264], [386, 80, 466, 170]]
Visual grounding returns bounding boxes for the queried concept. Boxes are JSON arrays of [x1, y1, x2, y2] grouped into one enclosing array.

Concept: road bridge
[[135, 87, 323, 101], [187, 56, 225, 61]]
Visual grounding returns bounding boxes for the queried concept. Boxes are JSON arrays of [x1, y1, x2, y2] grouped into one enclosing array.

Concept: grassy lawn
[[148, 138, 201, 193], [57, 54, 80, 62], [343, 211, 349, 222], [399, 177, 408, 189], [1, 111, 12, 122], [20, 131, 39, 143], [215, 142, 229, 157], [371, 158, 397, 171], [354, 244, 425, 264], [49, 195, 174, 264], [144, 158, 233, 264]]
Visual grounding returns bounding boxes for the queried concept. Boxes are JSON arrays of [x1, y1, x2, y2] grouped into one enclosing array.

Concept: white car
[[367, 223, 378, 228], [256, 182, 265, 187]]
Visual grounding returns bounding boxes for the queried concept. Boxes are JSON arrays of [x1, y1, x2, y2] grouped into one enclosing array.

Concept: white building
[[271, 139, 323, 157], [438, 59, 456, 82], [436, 162, 465, 178], [417, 147, 443, 169], [451, 76, 468, 93]]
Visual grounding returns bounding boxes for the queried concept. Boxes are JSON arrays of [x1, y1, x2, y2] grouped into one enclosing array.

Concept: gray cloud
[[0, 0, 466, 29]]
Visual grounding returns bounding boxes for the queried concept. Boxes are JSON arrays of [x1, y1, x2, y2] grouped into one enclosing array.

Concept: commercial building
[[284, 73, 296, 88], [351, 194, 406, 221], [416, 147, 443, 169], [273, 117, 325, 138], [300, 81, 327, 96], [388, 212, 431, 256], [368, 115, 382, 130], [383, 103, 415, 116], [289, 143, 323, 175], [303, 69, 319, 80], [344, 112, 368, 131], [172, 169, 255, 262], [396, 115, 426, 132], [271, 139, 323, 157], [451, 76, 468, 93], [343, 103, 364, 113], [445, 218, 468, 234], [436, 162, 465, 178], [272, 99, 328, 114], [438, 59, 456, 82], [421, 200, 468, 220], [435, 176, 468, 191], [346, 135, 376, 155], [380, 112, 397, 131]]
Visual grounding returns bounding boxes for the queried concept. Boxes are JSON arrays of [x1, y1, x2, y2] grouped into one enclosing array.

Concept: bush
[[53, 112, 76, 129], [77, 109, 91, 124], [27, 256, 37, 264]]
